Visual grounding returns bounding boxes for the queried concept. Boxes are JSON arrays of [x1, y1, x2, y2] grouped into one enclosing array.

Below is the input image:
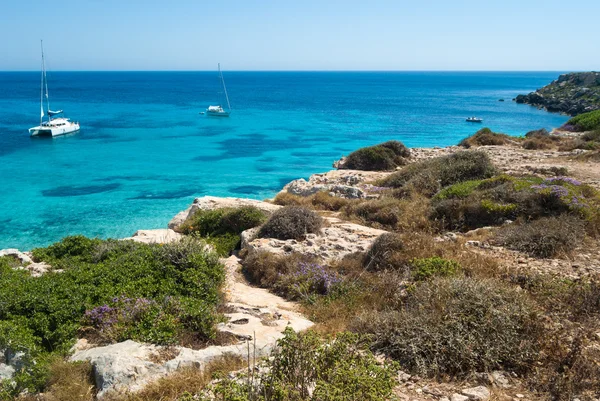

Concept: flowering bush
[[277, 262, 342, 301]]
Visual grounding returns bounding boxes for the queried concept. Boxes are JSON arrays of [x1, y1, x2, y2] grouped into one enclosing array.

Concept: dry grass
[[459, 128, 514, 148], [273, 191, 354, 211], [41, 360, 95, 401], [107, 353, 245, 401], [342, 194, 433, 232]]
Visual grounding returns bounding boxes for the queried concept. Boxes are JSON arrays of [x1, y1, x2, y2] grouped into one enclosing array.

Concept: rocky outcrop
[[278, 169, 389, 199], [515, 72, 600, 116], [0, 248, 52, 276], [70, 255, 313, 398], [244, 216, 387, 262], [168, 196, 281, 231]]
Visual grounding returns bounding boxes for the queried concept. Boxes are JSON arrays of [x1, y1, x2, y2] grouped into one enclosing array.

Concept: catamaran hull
[[29, 124, 80, 137], [206, 111, 230, 117]]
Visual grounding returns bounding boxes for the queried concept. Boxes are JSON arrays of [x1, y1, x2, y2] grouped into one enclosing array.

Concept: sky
[[1, 0, 599, 71]]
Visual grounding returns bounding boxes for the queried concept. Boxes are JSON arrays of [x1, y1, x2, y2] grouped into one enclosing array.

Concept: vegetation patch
[[564, 109, 600, 132], [353, 277, 542, 378], [495, 215, 585, 258], [0, 236, 224, 397], [273, 191, 352, 211], [410, 256, 461, 281], [522, 128, 563, 150], [340, 140, 410, 171], [459, 127, 514, 148], [178, 206, 268, 256], [432, 175, 600, 232], [258, 206, 323, 240], [202, 328, 399, 401], [380, 150, 496, 197]]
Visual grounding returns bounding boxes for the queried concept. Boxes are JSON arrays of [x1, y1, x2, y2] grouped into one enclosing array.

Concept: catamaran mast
[[42, 40, 51, 117], [219, 63, 231, 111], [40, 40, 44, 125]]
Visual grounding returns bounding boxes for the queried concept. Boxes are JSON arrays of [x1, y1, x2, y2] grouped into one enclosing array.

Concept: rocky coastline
[[2, 128, 600, 400], [515, 71, 600, 116]]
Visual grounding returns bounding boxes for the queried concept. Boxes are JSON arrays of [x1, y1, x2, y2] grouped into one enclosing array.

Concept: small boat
[[29, 41, 80, 137], [206, 63, 231, 117], [466, 117, 483, 123]]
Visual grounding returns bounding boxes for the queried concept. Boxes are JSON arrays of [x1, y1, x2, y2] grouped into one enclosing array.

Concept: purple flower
[[544, 177, 582, 186]]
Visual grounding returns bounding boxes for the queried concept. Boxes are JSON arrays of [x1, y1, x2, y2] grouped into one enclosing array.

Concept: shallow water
[[0, 71, 568, 249]]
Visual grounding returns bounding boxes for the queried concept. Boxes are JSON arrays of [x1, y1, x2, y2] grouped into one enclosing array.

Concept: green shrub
[[411, 257, 461, 281], [495, 215, 585, 258], [258, 206, 323, 240], [353, 277, 542, 377], [0, 236, 225, 396], [432, 175, 600, 232], [341, 140, 410, 171], [565, 109, 600, 131], [459, 127, 513, 148], [204, 328, 399, 401], [380, 151, 496, 196], [178, 206, 267, 256]]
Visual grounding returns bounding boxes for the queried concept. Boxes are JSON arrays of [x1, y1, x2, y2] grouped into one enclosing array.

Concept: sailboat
[[206, 63, 231, 117], [29, 40, 80, 137]]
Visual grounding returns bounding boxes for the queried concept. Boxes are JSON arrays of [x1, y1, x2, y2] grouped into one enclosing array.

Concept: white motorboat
[[466, 117, 483, 123], [29, 40, 80, 137], [206, 63, 231, 117]]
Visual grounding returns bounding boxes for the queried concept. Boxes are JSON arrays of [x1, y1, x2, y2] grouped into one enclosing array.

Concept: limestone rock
[[0, 249, 33, 264], [169, 196, 281, 230], [123, 229, 183, 244], [461, 386, 490, 400], [243, 217, 387, 263], [451, 394, 470, 401]]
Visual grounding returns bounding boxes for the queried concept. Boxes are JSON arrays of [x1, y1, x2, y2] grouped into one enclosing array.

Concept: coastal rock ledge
[[515, 71, 600, 116]]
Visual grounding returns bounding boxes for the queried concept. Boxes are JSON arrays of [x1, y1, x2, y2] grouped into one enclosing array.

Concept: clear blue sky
[[1, 0, 598, 71]]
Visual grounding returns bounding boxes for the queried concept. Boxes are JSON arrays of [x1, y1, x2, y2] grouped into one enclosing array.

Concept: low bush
[[203, 328, 399, 401], [343, 195, 432, 232], [522, 129, 562, 150], [458, 127, 513, 148], [495, 215, 585, 258], [353, 277, 542, 377], [178, 206, 267, 256], [340, 140, 410, 171], [0, 236, 225, 397], [410, 257, 461, 281], [380, 151, 496, 197], [258, 206, 323, 240], [564, 109, 600, 132], [363, 233, 407, 272], [432, 175, 600, 232], [273, 191, 352, 212], [242, 252, 340, 301]]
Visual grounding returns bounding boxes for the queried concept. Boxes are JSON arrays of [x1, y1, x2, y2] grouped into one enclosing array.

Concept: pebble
[[451, 394, 469, 401], [461, 386, 490, 400]]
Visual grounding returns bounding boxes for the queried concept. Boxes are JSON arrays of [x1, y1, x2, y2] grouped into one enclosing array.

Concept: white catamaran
[[29, 40, 80, 137], [206, 63, 231, 117]]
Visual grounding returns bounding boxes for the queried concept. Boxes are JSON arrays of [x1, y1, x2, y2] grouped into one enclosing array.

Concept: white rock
[[451, 394, 470, 401], [122, 229, 183, 244], [244, 217, 387, 263], [461, 386, 490, 400], [0, 249, 33, 264]]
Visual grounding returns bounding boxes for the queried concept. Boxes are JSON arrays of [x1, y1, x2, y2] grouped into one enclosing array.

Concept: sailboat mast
[[42, 40, 51, 116], [219, 63, 231, 110], [40, 40, 44, 125]]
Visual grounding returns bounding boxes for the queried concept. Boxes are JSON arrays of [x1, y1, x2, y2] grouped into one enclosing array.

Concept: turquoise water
[[0, 71, 569, 250]]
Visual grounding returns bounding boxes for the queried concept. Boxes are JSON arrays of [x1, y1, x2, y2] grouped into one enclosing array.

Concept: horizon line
[[0, 69, 578, 73]]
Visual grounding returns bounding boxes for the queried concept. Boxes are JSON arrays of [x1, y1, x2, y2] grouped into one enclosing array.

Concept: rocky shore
[[515, 71, 600, 116], [2, 129, 600, 400]]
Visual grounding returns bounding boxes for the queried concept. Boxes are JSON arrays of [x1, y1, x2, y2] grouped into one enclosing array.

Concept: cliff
[[515, 71, 600, 116]]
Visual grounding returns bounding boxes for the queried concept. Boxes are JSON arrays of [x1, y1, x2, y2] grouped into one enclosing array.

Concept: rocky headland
[[515, 71, 600, 115]]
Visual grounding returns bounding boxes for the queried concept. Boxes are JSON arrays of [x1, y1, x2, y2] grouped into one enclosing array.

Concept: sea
[[0, 71, 569, 250]]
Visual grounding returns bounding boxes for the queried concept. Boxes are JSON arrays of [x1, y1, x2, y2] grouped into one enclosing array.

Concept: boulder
[[0, 249, 33, 264], [461, 386, 490, 400]]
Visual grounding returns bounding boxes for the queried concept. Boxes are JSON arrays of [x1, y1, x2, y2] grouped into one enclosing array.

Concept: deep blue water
[[0, 71, 569, 250]]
